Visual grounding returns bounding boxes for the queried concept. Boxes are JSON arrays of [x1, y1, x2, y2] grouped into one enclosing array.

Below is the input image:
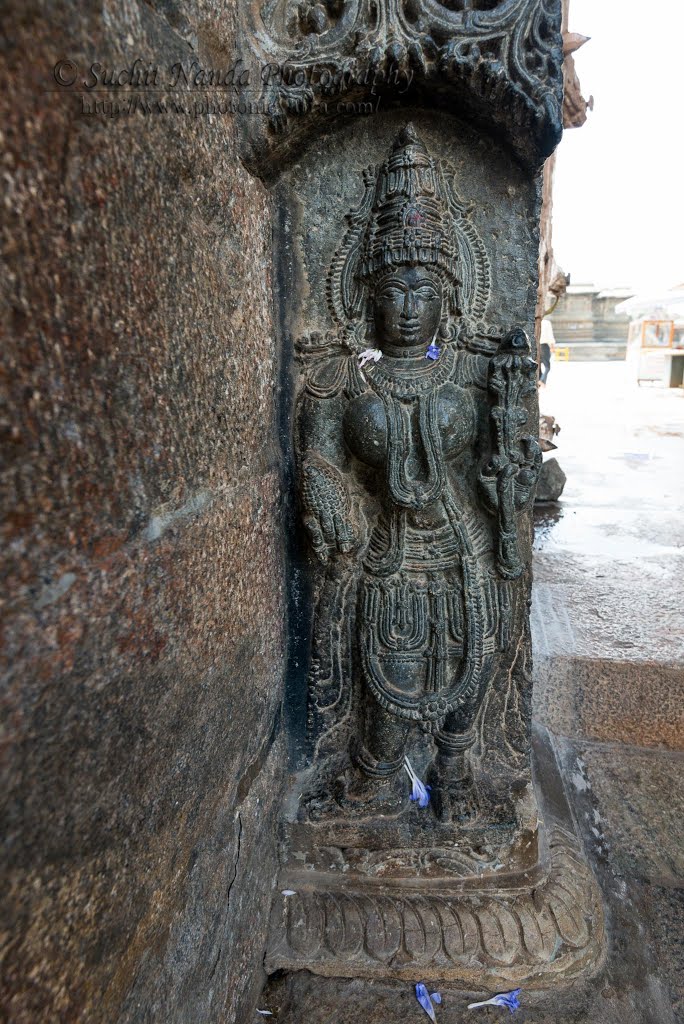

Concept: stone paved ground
[[534, 360, 684, 1023], [260, 362, 684, 1023]]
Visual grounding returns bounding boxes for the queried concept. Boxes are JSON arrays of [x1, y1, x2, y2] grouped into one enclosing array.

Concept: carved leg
[[333, 696, 410, 817], [354, 697, 410, 775], [302, 695, 410, 820], [427, 705, 478, 823]]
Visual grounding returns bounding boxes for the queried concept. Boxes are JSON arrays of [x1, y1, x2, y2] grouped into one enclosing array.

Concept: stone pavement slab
[[560, 742, 684, 885], [534, 362, 684, 751]]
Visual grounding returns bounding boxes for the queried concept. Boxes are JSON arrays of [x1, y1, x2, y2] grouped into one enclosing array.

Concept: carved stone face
[[372, 266, 443, 352]]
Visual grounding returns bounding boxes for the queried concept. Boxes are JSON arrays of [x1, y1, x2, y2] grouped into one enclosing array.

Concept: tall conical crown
[[359, 124, 460, 284]]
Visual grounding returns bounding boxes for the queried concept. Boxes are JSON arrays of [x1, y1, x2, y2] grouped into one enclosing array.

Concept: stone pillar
[[237, 0, 605, 1000], [1, 3, 286, 1021]]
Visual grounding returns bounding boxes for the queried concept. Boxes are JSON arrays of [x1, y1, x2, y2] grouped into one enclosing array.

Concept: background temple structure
[[549, 283, 633, 357]]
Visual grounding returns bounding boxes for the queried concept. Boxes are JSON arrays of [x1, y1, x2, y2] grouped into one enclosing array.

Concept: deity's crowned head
[[356, 124, 461, 353]]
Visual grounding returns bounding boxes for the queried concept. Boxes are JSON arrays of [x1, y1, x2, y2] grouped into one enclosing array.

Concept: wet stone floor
[[532, 361, 684, 1023]]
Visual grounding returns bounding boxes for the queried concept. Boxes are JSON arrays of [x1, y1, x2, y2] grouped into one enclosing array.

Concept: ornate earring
[[438, 320, 457, 344]]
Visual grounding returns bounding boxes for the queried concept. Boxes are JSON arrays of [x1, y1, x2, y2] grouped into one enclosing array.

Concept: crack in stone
[[227, 813, 243, 909]]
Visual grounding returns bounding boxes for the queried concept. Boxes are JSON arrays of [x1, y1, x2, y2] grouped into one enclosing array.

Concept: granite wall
[[1, 2, 286, 1021]]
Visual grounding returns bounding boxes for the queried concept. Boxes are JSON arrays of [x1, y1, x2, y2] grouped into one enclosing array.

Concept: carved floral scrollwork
[[238, 0, 564, 173]]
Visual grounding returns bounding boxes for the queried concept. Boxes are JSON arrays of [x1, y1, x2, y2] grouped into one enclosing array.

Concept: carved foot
[[426, 761, 479, 824], [300, 766, 406, 821]]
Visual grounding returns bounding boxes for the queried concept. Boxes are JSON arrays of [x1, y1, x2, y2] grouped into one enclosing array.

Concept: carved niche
[[261, 118, 605, 985], [295, 125, 540, 823], [243, 0, 606, 990]]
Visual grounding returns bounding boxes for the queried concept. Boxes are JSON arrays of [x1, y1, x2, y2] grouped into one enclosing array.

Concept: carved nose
[[402, 293, 417, 319]]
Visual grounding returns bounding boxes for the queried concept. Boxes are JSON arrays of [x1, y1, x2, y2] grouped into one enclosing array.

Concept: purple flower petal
[[404, 757, 431, 809], [417, 781, 431, 808], [415, 983, 437, 1022], [431, 992, 442, 1004], [501, 988, 521, 1012]]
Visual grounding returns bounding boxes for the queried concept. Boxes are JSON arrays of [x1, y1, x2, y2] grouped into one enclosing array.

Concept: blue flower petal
[[404, 758, 431, 809], [431, 992, 442, 1004], [415, 983, 437, 1022], [468, 989, 522, 1013], [491, 989, 522, 1012]]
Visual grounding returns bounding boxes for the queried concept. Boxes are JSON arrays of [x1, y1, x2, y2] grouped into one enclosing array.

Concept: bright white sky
[[552, 0, 684, 294]]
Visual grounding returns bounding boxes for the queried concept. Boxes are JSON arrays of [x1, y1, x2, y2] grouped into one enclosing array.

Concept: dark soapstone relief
[[261, 115, 605, 986], [238, 0, 565, 175], [296, 126, 539, 821], [230, 0, 606, 996]]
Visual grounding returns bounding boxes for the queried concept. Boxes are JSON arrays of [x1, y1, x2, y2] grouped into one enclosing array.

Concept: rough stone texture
[[263, 971, 674, 1024], [552, 736, 682, 1024], [535, 456, 567, 502], [567, 743, 684, 885], [644, 887, 684, 1023], [0, 2, 286, 1022], [533, 656, 684, 750], [529, 361, 684, 1022]]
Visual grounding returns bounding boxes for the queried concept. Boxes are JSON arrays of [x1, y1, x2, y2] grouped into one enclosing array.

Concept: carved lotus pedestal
[[266, 726, 605, 988]]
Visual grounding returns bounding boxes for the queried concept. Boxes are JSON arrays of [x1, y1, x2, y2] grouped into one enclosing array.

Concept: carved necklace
[[383, 390, 444, 508], [359, 345, 457, 510], [361, 344, 456, 398]]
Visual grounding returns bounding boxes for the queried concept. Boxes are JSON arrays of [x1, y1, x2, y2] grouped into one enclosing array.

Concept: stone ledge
[[266, 825, 605, 986], [533, 656, 684, 751]]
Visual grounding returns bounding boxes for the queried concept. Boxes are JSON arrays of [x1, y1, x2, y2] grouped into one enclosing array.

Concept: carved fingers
[[301, 455, 357, 563], [303, 514, 328, 560], [333, 512, 355, 553], [303, 508, 355, 563]]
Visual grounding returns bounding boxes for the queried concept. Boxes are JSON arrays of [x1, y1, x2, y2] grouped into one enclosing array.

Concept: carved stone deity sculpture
[[265, 118, 604, 990], [237, 0, 605, 997], [296, 125, 540, 824]]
